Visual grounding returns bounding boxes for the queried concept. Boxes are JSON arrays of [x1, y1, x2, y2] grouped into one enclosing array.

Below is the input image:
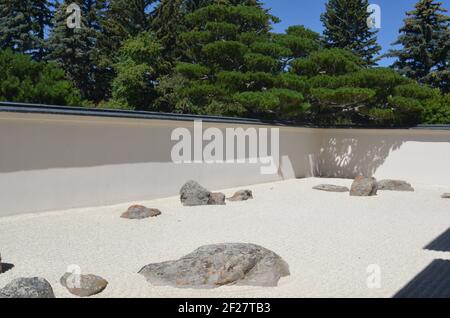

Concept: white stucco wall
[[317, 128, 450, 186], [1, 111, 449, 216], [0, 112, 320, 216]]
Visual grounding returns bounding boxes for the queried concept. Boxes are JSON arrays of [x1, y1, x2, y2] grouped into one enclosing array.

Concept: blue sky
[[263, 0, 450, 66]]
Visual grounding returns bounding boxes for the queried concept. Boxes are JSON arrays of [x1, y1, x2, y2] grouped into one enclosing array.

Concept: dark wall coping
[[1, 101, 449, 131]]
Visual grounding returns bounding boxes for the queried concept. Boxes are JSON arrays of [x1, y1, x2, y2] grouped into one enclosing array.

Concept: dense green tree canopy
[[0, 0, 54, 59], [321, 0, 381, 65], [0, 0, 448, 125], [292, 48, 442, 126], [154, 3, 313, 119], [388, 0, 450, 92], [0, 49, 82, 105]]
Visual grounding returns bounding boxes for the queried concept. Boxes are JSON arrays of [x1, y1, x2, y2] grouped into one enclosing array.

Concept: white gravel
[[0, 178, 449, 298]]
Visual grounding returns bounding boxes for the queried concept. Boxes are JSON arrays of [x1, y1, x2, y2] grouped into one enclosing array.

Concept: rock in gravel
[[377, 180, 414, 192], [350, 176, 378, 197], [138, 243, 290, 289], [121, 205, 162, 219], [313, 184, 349, 193], [0, 277, 55, 298], [0, 253, 2, 274], [180, 181, 226, 206], [208, 193, 226, 205], [228, 190, 254, 201], [442, 193, 450, 199], [60, 273, 108, 297], [180, 180, 212, 206]]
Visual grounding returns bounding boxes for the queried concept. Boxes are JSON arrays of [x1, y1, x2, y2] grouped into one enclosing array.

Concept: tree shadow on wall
[[316, 134, 404, 178]]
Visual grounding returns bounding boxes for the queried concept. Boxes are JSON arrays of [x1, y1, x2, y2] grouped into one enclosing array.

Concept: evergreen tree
[[321, 0, 381, 65], [388, 0, 450, 92], [100, 0, 155, 60], [0, 0, 54, 59], [150, 0, 265, 62], [45, 0, 97, 100], [155, 3, 312, 119], [108, 32, 170, 110], [0, 49, 82, 105], [291, 48, 439, 126]]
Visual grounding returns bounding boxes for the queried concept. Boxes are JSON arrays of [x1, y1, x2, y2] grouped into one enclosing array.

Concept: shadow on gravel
[[424, 228, 450, 252], [394, 259, 450, 298], [0, 263, 14, 273]]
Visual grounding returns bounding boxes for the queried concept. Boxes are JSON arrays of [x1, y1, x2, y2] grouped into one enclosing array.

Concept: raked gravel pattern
[[0, 178, 449, 298]]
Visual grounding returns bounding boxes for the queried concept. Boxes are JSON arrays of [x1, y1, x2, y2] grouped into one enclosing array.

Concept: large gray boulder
[[228, 190, 254, 202], [138, 243, 290, 289], [350, 176, 378, 197], [313, 184, 349, 193], [377, 180, 414, 192], [121, 205, 161, 219], [60, 273, 108, 297], [0, 277, 55, 298], [180, 181, 226, 206]]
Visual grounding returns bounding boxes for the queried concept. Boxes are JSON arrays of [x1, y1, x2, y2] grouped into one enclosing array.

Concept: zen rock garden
[[1, 178, 447, 297]]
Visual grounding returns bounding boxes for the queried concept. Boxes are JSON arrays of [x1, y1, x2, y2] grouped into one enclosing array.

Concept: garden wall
[[317, 128, 450, 186], [0, 108, 449, 216], [0, 111, 319, 216]]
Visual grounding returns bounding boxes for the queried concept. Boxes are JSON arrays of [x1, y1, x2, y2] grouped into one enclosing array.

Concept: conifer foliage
[[321, 0, 381, 65], [388, 0, 450, 92]]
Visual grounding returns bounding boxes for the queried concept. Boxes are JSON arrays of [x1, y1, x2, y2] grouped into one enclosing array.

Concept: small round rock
[[60, 273, 108, 297]]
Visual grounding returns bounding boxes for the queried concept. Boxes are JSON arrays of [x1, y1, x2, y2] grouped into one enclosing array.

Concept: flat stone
[[442, 193, 450, 199], [60, 273, 108, 297], [228, 190, 254, 201], [350, 176, 378, 197], [0, 277, 55, 298], [313, 184, 349, 193], [208, 193, 226, 205], [138, 243, 290, 289], [121, 205, 162, 219], [377, 180, 414, 192], [180, 180, 211, 206]]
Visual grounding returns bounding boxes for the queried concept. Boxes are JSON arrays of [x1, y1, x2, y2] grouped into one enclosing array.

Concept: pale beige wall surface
[[317, 129, 450, 186], [1, 112, 449, 216], [0, 112, 320, 216]]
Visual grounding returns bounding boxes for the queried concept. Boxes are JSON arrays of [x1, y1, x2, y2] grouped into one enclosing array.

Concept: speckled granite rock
[[180, 180, 212, 206], [0, 277, 55, 298], [139, 243, 290, 289]]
